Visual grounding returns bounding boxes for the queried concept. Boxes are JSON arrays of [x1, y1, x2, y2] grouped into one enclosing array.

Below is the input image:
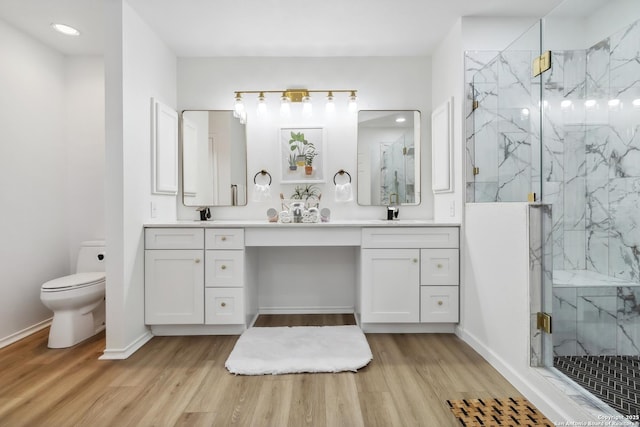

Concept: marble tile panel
[[473, 110, 499, 184], [576, 292, 618, 355], [563, 49, 587, 99], [608, 177, 640, 283], [608, 112, 640, 179], [465, 51, 499, 84], [564, 231, 586, 271], [553, 287, 578, 357], [474, 182, 499, 203], [586, 229, 609, 275], [497, 50, 532, 109], [586, 39, 610, 100], [617, 286, 640, 355], [497, 132, 531, 201], [609, 20, 640, 98]]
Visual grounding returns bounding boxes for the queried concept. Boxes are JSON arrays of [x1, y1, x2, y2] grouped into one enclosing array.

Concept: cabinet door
[[361, 249, 420, 323], [145, 250, 204, 324]]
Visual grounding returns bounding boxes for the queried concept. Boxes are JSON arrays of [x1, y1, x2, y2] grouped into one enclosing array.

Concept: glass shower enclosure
[[466, 0, 640, 418]]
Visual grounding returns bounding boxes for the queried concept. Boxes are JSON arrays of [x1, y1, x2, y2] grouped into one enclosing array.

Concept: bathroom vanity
[[144, 220, 460, 335]]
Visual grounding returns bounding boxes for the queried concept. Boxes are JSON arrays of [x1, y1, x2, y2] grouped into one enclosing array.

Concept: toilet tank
[[76, 240, 106, 273]]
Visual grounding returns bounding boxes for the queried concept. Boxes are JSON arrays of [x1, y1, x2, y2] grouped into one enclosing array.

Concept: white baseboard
[[455, 326, 589, 423], [150, 324, 246, 336], [0, 318, 52, 349], [362, 323, 456, 333], [99, 330, 153, 360], [258, 306, 354, 315]]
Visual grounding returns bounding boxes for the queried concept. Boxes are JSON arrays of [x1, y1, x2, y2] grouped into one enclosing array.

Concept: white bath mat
[[225, 325, 373, 375]]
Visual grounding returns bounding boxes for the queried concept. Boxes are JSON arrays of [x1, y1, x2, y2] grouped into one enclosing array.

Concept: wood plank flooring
[[0, 315, 522, 426]]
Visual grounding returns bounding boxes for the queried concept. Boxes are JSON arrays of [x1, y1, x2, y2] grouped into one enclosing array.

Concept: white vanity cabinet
[[204, 229, 245, 325], [360, 227, 460, 324], [144, 228, 205, 324]]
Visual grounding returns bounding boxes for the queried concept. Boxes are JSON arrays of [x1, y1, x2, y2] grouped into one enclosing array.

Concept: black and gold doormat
[[446, 397, 554, 426]]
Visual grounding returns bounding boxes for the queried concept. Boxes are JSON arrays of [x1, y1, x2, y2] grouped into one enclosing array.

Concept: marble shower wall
[[465, 50, 539, 203], [543, 19, 640, 282], [467, 19, 640, 283]]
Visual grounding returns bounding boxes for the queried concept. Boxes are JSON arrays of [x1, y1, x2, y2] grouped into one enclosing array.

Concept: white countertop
[[144, 219, 461, 228]]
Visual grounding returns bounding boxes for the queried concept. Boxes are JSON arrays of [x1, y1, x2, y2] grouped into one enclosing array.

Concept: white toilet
[[40, 240, 106, 348]]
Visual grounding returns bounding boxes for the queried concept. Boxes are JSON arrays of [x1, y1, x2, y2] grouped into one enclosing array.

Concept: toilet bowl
[[40, 241, 106, 348]]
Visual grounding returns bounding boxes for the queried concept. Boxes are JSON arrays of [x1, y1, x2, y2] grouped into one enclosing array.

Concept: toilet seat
[[42, 272, 105, 292]]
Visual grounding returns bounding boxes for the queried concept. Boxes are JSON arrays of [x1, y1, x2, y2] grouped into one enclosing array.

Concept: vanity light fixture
[[234, 92, 245, 117], [633, 99, 640, 107], [348, 90, 358, 113], [51, 23, 81, 36], [233, 88, 358, 117], [395, 117, 406, 123], [302, 95, 313, 118], [257, 92, 267, 116], [325, 91, 336, 114], [280, 92, 291, 117]]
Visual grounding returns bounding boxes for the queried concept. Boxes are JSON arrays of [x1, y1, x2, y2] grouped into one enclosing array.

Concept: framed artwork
[[151, 97, 178, 195], [280, 126, 325, 183]]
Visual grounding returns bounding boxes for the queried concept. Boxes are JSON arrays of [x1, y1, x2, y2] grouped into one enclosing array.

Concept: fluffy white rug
[[225, 325, 373, 375]]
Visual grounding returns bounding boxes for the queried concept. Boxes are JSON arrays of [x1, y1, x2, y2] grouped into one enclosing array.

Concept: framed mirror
[[181, 110, 247, 206], [357, 110, 421, 206]]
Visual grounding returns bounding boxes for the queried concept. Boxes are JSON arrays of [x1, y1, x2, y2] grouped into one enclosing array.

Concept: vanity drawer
[[205, 228, 244, 250], [205, 287, 244, 324], [205, 250, 244, 287], [420, 286, 459, 323], [420, 249, 459, 286], [145, 228, 204, 250], [362, 227, 459, 249]]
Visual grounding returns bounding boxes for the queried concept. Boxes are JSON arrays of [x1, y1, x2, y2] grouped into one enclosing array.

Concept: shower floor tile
[[554, 355, 640, 419]]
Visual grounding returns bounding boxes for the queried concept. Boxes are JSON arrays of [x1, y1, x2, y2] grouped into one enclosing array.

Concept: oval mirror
[[181, 110, 247, 206], [357, 110, 421, 205]]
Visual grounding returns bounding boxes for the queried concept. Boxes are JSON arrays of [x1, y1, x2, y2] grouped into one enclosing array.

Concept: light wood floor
[[0, 315, 521, 427]]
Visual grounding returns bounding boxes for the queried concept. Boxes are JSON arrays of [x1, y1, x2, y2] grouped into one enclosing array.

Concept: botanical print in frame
[[280, 126, 325, 183]]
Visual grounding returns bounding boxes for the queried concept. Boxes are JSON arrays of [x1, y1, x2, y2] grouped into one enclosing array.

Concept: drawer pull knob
[[437, 263, 443, 269], [221, 236, 227, 241], [221, 302, 226, 307], [221, 265, 227, 270], [195, 258, 201, 264], [437, 300, 443, 306], [412, 258, 418, 263]]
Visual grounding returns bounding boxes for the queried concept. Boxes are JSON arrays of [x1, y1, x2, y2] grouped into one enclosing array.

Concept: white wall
[[103, 0, 177, 358], [66, 57, 106, 270], [176, 56, 433, 222], [431, 19, 463, 223], [0, 19, 105, 346]]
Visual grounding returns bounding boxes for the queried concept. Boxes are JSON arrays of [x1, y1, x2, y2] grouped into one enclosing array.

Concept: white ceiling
[[0, 0, 566, 57]]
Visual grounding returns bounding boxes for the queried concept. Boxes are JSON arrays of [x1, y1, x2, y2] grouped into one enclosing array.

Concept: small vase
[[305, 165, 313, 175], [296, 155, 306, 167], [289, 165, 297, 171]]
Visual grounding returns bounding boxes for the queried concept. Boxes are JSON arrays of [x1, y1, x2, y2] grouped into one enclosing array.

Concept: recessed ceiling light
[[51, 23, 80, 36], [395, 117, 406, 123]]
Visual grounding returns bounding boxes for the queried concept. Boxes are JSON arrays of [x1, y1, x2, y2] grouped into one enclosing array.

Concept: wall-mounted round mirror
[[181, 110, 247, 206], [357, 110, 421, 206]]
